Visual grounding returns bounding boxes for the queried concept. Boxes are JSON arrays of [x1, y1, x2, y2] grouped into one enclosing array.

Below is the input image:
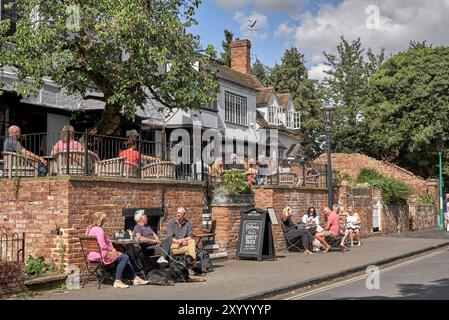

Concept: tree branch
[[83, 95, 106, 102]]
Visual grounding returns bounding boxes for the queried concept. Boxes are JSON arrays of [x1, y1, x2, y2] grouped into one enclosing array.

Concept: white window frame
[[225, 91, 247, 126], [293, 112, 300, 129]]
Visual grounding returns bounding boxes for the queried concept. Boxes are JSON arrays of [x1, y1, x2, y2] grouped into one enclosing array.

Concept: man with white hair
[[133, 210, 171, 264], [167, 207, 196, 270], [4, 125, 46, 164]]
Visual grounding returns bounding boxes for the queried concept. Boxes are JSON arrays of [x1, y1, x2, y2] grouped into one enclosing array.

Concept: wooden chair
[[79, 236, 116, 289], [95, 157, 125, 177], [141, 161, 176, 180], [52, 151, 97, 176], [2, 151, 39, 178]]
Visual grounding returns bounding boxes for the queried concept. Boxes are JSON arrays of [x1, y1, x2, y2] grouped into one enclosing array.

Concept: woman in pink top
[[86, 212, 148, 288], [51, 125, 84, 155]]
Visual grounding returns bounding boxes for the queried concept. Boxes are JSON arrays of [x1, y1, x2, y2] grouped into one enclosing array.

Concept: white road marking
[[287, 250, 444, 300]]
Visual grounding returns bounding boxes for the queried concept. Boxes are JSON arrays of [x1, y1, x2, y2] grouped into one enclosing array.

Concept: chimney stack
[[230, 39, 251, 75]]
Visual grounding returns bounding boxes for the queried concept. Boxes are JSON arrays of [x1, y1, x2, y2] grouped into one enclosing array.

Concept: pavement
[[26, 229, 449, 300], [281, 247, 449, 300]]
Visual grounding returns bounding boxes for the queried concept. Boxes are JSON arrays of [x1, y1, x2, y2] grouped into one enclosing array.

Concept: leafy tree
[[251, 58, 271, 85], [220, 29, 233, 67], [267, 47, 324, 159], [323, 36, 385, 154], [363, 44, 449, 178], [1, 0, 219, 135]]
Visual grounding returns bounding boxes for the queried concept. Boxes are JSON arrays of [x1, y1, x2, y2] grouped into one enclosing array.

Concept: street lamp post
[[437, 138, 445, 230], [321, 106, 335, 208]]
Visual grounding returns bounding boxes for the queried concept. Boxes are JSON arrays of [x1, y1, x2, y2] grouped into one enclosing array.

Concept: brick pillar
[[426, 179, 439, 226], [211, 195, 254, 260]]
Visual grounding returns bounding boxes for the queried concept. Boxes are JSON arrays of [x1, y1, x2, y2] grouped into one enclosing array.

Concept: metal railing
[[0, 233, 25, 264], [0, 131, 205, 182]]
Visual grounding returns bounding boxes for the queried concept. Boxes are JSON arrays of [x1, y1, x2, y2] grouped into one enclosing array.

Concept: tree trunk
[[95, 103, 122, 136]]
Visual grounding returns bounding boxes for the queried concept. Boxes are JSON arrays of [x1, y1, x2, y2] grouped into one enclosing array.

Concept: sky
[[190, 0, 449, 81]]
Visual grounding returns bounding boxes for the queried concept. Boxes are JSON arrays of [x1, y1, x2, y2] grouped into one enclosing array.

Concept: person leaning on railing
[[3, 125, 47, 165], [119, 135, 158, 165]]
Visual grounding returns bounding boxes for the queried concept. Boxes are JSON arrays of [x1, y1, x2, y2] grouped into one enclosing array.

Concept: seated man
[[314, 206, 341, 253], [167, 207, 197, 271], [133, 210, 171, 264], [4, 125, 47, 164]]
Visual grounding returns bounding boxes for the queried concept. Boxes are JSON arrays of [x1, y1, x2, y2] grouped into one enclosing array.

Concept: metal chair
[[79, 236, 117, 289], [281, 221, 304, 253]]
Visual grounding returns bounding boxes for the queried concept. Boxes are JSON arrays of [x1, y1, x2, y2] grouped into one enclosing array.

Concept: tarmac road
[[276, 248, 449, 300]]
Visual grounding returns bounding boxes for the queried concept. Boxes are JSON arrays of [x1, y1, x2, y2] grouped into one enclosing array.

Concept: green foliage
[[363, 45, 449, 179], [323, 37, 385, 155], [220, 29, 233, 67], [221, 169, 251, 195], [419, 194, 436, 205], [24, 256, 55, 276], [2, 0, 219, 135], [357, 168, 413, 204], [252, 59, 271, 85], [266, 47, 325, 160]]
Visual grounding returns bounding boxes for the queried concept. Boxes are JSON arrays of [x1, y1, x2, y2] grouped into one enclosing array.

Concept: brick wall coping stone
[[211, 203, 255, 208], [252, 185, 328, 191], [24, 273, 67, 286], [11, 175, 204, 187]]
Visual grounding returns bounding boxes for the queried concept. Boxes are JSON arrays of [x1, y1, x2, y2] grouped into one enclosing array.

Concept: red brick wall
[[315, 153, 429, 198], [0, 177, 205, 272], [212, 204, 254, 259], [0, 262, 25, 298], [253, 186, 329, 252]]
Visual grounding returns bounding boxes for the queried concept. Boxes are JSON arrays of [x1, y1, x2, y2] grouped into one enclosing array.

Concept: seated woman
[[346, 207, 362, 246], [53, 125, 100, 162], [282, 206, 314, 254], [302, 206, 322, 234], [52, 125, 84, 155], [86, 212, 149, 288], [246, 159, 258, 186]]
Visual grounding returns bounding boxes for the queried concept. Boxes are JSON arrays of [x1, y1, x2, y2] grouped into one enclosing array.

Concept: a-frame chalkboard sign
[[236, 208, 276, 261]]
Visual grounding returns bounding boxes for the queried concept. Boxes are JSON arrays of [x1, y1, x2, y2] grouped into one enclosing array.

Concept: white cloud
[[274, 22, 295, 38], [274, 0, 449, 82], [233, 11, 269, 41], [214, 0, 252, 11], [215, 0, 306, 14], [308, 63, 331, 82], [254, 0, 306, 13]]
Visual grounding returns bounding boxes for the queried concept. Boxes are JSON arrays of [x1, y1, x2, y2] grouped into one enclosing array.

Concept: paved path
[[28, 229, 449, 300], [281, 247, 449, 300]]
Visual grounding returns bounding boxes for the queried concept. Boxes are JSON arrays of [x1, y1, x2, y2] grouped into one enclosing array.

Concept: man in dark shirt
[[133, 210, 171, 264], [167, 207, 196, 268]]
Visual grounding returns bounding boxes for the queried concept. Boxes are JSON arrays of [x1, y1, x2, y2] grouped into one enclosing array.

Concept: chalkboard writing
[[239, 220, 263, 255], [237, 208, 276, 261]]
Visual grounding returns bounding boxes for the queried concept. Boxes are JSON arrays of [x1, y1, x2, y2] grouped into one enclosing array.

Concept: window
[[286, 111, 292, 128], [293, 112, 300, 129], [225, 92, 247, 126]]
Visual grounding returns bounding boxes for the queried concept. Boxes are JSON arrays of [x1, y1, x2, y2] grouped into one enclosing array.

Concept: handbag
[[106, 249, 121, 261]]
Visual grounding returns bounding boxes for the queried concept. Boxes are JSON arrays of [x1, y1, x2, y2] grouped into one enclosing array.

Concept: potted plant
[[212, 169, 254, 205]]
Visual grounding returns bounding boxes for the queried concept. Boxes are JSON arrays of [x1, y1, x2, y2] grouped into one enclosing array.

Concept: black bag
[[195, 249, 214, 274], [38, 163, 48, 176]]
